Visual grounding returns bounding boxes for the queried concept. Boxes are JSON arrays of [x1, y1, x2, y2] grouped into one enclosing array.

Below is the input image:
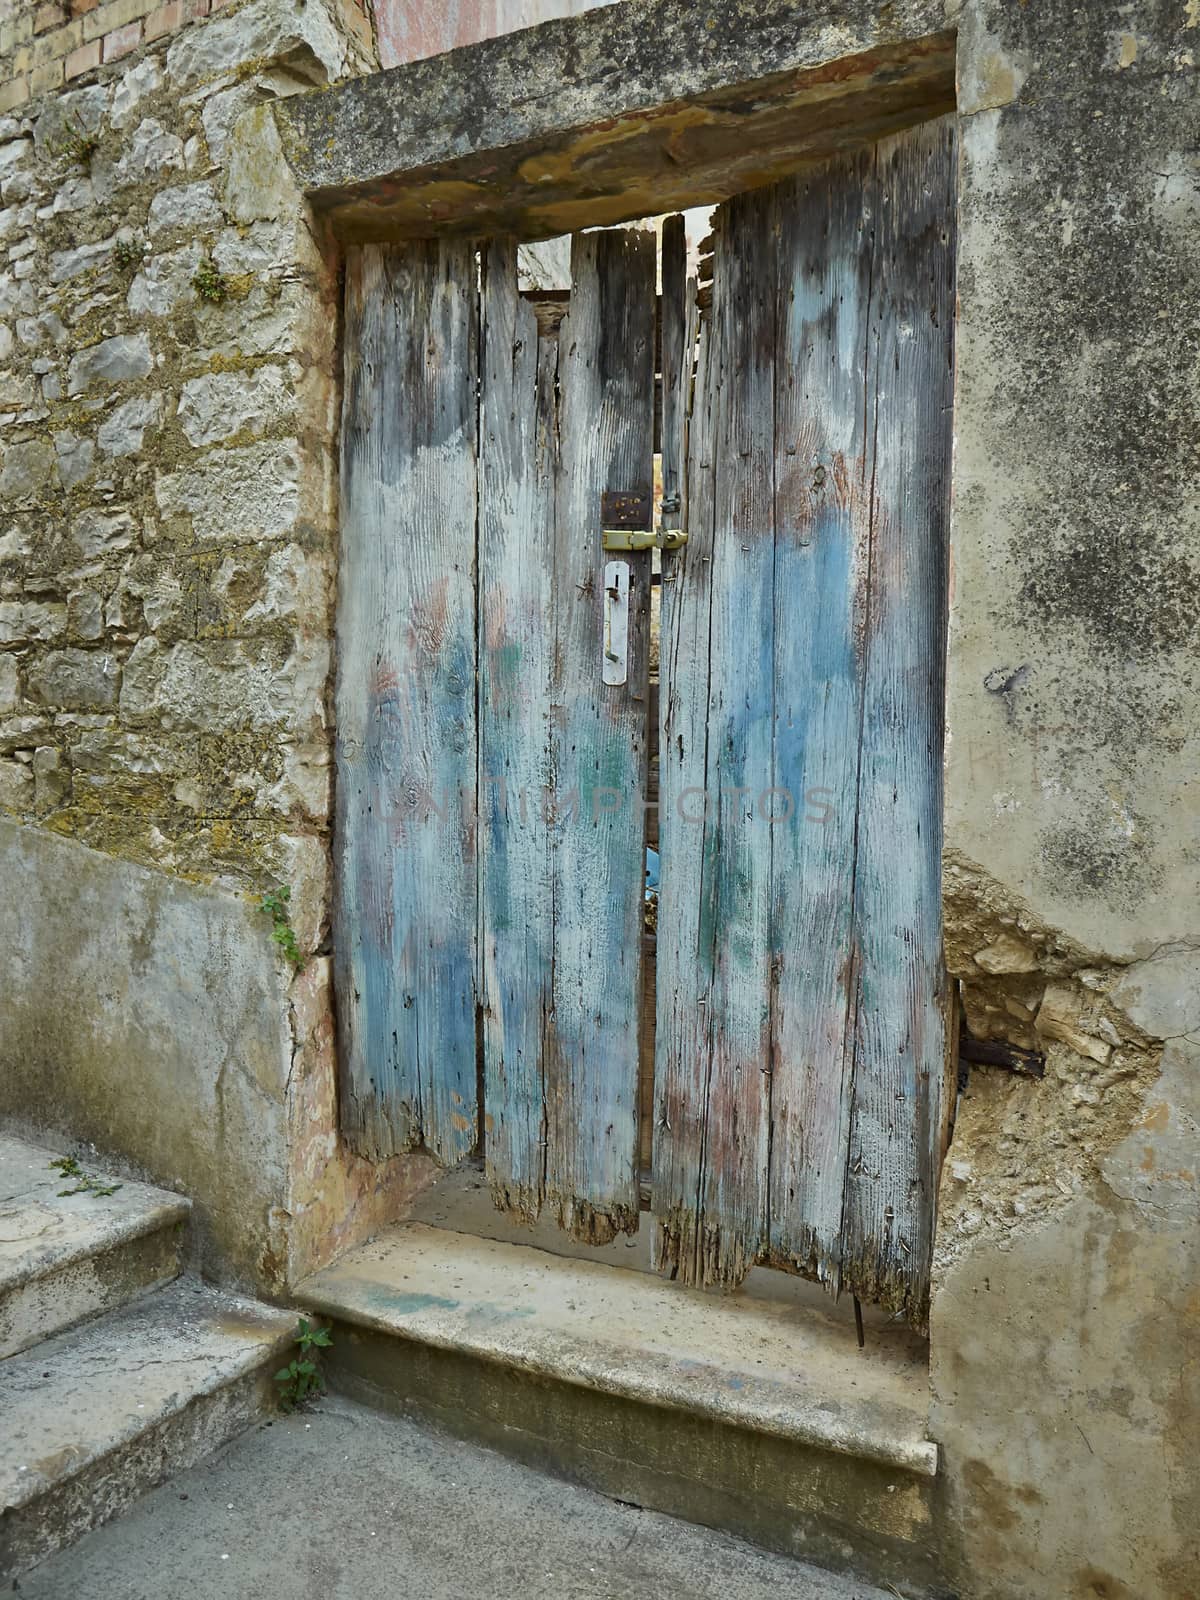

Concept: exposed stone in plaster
[[165, 0, 347, 91]]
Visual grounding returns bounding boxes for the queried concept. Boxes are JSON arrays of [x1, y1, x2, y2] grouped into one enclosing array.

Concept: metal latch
[[603, 527, 658, 552], [600, 488, 688, 554], [602, 561, 629, 686]]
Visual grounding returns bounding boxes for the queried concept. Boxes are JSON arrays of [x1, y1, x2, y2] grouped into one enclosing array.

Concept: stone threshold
[[297, 1221, 937, 1477]]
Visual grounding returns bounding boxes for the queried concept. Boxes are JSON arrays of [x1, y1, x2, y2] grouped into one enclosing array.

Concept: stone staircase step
[[0, 1275, 295, 1581], [0, 1132, 190, 1360], [297, 1223, 943, 1593]]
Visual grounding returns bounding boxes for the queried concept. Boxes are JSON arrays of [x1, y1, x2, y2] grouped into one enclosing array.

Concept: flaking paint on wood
[[335, 242, 480, 1164], [478, 239, 557, 1220], [768, 148, 878, 1297], [545, 230, 656, 1241], [838, 118, 957, 1324], [655, 119, 956, 1326], [475, 233, 657, 1237]]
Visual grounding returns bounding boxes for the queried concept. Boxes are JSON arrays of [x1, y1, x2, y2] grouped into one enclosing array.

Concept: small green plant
[[113, 236, 141, 270], [274, 1318, 333, 1410], [260, 885, 304, 971], [49, 1155, 122, 1198], [50, 116, 100, 167], [192, 257, 227, 303]]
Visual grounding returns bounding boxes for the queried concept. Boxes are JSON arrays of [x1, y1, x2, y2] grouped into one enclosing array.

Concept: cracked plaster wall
[[934, 3, 1200, 1597]]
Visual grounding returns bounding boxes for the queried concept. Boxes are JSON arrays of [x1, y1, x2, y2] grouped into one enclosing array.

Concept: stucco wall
[[369, 0, 616, 71], [933, 3, 1200, 1595]]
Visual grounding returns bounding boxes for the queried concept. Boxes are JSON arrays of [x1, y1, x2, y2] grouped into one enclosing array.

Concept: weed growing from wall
[[260, 886, 304, 971]]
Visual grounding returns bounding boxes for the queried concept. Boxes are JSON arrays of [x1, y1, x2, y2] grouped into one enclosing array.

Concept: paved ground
[[21, 1394, 894, 1600]]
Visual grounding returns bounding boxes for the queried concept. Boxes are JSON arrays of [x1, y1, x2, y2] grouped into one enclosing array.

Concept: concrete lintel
[[276, 0, 953, 242]]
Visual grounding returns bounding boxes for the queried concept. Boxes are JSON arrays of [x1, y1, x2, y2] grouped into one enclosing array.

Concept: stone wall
[[0, 0, 373, 115], [0, 0, 427, 1293]]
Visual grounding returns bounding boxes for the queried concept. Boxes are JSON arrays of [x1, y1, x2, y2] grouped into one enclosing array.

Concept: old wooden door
[[656, 118, 957, 1326], [334, 115, 956, 1328], [337, 229, 655, 1238]]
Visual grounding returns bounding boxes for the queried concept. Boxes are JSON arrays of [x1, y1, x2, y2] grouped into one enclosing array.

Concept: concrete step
[[0, 1275, 295, 1581], [0, 1132, 190, 1359], [297, 1223, 944, 1595]]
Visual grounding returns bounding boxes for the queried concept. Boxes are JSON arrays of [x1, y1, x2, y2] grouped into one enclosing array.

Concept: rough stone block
[[119, 635, 326, 735], [32, 743, 69, 808], [153, 439, 300, 542], [109, 54, 159, 127], [146, 178, 222, 235], [67, 589, 103, 640], [224, 102, 297, 223], [0, 602, 67, 645], [26, 648, 118, 711], [66, 332, 152, 395], [0, 437, 56, 502], [96, 391, 163, 457], [0, 657, 18, 713], [53, 430, 95, 488], [0, 758, 33, 810], [165, 0, 344, 89], [126, 242, 202, 316], [69, 507, 135, 560], [109, 117, 184, 186], [32, 83, 107, 154], [177, 366, 292, 447]]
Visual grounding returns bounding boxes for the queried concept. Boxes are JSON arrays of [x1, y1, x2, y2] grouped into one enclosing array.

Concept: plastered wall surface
[[0, 1, 1196, 1595], [369, 0, 616, 71], [936, 2, 1200, 1595]]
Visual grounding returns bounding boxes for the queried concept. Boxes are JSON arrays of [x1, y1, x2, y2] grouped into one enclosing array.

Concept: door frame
[[275, 0, 965, 1313]]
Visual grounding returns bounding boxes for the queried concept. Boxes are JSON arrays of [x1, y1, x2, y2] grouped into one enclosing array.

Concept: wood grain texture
[[766, 149, 877, 1295], [655, 120, 955, 1325], [480, 230, 655, 1242], [547, 228, 656, 1241], [838, 116, 957, 1326], [659, 214, 687, 536], [654, 217, 709, 1275], [478, 238, 558, 1218], [653, 226, 721, 1284], [335, 242, 480, 1164]]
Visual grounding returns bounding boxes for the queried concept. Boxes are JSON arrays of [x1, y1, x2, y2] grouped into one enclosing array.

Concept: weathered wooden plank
[[655, 188, 777, 1288], [659, 213, 687, 536], [655, 126, 954, 1322], [840, 116, 957, 1326], [766, 149, 878, 1294], [545, 228, 656, 1241], [478, 238, 558, 1218], [654, 270, 718, 1280], [335, 241, 480, 1164], [638, 216, 688, 1184]]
